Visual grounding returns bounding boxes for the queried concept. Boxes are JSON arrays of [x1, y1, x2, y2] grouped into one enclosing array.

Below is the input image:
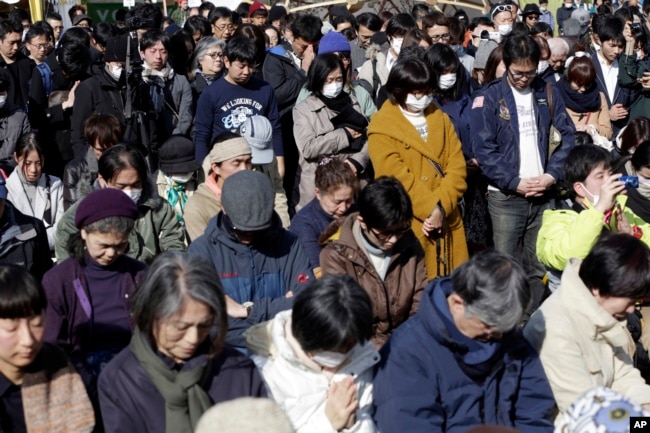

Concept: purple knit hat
[[75, 188, 139, 228]]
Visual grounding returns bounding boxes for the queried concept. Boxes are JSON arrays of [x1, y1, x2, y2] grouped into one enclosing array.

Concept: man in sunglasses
[[471, 35, 576, 319]]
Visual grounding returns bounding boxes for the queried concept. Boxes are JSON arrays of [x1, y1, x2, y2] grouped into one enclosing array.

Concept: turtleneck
[[399, 106, 428, 141], [83, 253, 133, 352], [354, 221, 391, 280], [16, 169, 37, 209]]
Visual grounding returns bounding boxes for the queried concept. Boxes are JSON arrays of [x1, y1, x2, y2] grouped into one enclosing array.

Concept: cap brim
[[161, 159, 201, 174], [250, 146, 274, 165]]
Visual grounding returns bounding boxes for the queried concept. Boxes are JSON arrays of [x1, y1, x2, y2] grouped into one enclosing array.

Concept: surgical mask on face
[[580, 183, 599, 205], [405, 93, 432, 112], [0, 94, 7, 108], [564, 2, 573, 8], [107, 64, 123, 80], [322, 81, 343, 98], [537, 60, 549, 75], [438, 73, 457, 90], [540, 6, 547, 12], [311, 350, 348, 368], [390, 37, 404, 54], [498, 24, 513, 36], [170, 173, 194, 184], [123, 188, 142, 204]]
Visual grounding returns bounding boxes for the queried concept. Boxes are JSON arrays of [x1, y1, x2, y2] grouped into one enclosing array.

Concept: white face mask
[[580, 183, 599, 206], [123, 188, 142, 204], [498, 24, 513, 36], [537, 60, 549, 75], [107, 64, 123, 80], [311, 351, 348, 368], [438, 73, 457, 90], [564, 2, 573, 8], [390, 37, 404, 55], [540, 6, 547, 12], [322, 81, 343, 98], [405, 93, 432, 112], [170, 173, 194, 184], [0, 94, 7, 108]]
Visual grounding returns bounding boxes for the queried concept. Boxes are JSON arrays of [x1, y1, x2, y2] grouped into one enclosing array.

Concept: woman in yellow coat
[[368, 58, 468, 280]]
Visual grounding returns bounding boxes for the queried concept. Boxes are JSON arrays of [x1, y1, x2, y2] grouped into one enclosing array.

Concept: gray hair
[[451, 249, 530, 332], [132, 251, 227, 352], [548, 37, 570, 55], [189, 36, 225, 80]]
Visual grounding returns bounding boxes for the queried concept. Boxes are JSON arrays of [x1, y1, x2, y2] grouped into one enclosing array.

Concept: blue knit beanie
[[318, 31, 351, 55]]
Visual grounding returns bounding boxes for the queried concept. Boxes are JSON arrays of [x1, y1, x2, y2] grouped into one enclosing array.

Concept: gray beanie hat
[[562, 18, 582, 37], [222, 170, 274, 232], [473, 40, 498, 70]]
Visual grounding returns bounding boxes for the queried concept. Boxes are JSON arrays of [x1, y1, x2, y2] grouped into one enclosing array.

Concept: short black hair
[[356, 12, 382, 32], [128, 3, 163, 30], [46, 12, 62, 21], [306, 53, 346, 94], [424, 43, 461, 98], [580, 233, 650, 299], [115, 8, 127, 22], [564, 144, 612, 198], [0, 265, 47, 319], [469, 16, 493, 31], [385, 57, 433, 106], [98, 144, 148, 186], [140, 30, 171, 52], [58, 26, 90, 47], [357, 176, 413, 231], [208, 6, 232, 25], [184, 15, 211, 37], [25, 21, 52, 44], [290, 14, 323, 43], [199, 2, 216, 16], [502, 34, 540, 68], [530, 21, 552, 37], [386, 13, 418, 38], [0, 19, 22, 40], [292, 275, 373, 353], [597, 15, 625, 44], [94, 22, 117, 48], [224, 35, 257, 64], [411, 3, 431, 20]]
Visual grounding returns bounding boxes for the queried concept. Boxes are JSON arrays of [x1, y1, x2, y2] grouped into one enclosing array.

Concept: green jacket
[[170, 7, 188, 26], [55, 186, 186, 263]]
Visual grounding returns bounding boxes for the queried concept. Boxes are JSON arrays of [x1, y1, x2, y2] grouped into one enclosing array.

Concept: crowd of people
[[1, 0, 650, 431]]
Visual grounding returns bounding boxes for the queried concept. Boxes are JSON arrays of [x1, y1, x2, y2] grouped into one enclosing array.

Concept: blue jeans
[[487, 190, 552, 315]]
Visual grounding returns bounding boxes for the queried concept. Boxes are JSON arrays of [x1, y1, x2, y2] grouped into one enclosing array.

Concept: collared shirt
[[0, 372, 26, 433], [597, 51, 618, 103]]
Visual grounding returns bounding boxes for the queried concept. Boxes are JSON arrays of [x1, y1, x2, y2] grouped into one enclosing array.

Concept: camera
[[632, 22, 642, 34], [620, 175, 639, 189], [480, 30, 501, 42], [125, 16, 156, 31]]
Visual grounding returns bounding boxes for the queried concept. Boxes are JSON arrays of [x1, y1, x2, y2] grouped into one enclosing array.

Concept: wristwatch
[[242, 301, 254, 317]]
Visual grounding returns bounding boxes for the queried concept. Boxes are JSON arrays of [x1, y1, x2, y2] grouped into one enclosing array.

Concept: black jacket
[[62, 146, 98, 210], [262, 41, 307, 117]]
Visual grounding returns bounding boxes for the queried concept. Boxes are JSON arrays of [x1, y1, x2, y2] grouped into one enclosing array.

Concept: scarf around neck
[[130, 328, 213, 433], [142, 64, 174, 113], [557, 77, 601, 113]]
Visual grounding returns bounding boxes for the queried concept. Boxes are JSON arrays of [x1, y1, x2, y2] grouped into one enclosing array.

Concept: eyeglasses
[[29, 42, 53, 50], [213, 23, 234, 32], [430, 33, 451, 42], [368, 225, 411, 243], [205, 51, 223, 59], [509, 68, 537, 79]]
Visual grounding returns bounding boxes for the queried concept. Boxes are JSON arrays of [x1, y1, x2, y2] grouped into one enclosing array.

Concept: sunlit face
[[152, 297, 215, 363], [291, 37, 316, 59], [26, 35, 51, 63], [493, 10, 513, 27], [265, 27, 279, 47], [212, 17, 234, 41], [591, 289, 636, 321], [357, 25, 376, 49], [224, 58, 253, 85], [600, 39, 623, 64], [47, 19, 63, 41], [213, 154, 252, 186], [448, 293, 504, 342], [252, 14, 267, 26], [506, 59, 537, 90], [141, 40, 168, 71], [81, 229, 130, 266], [575, 162, 610, 203], [199, 45, 224, 75], [549, 51, 568, 71], [15, 149, 42, 183], [0, 314, 45, 376], [316, 185, 354, 218], [0, 32, 21, 60], [99, 166, 143, 191], [427, 25, 450, 44]]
